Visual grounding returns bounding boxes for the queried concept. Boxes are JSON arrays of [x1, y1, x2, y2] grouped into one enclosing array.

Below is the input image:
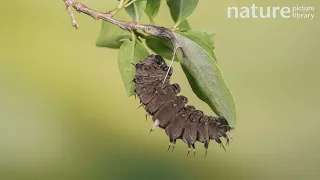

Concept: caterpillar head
[[208, 116, 232, 145], [217, 117, 232, 132]]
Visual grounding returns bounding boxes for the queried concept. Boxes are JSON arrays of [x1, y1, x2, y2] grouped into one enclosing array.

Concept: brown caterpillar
[[134, 55, 232, 156]]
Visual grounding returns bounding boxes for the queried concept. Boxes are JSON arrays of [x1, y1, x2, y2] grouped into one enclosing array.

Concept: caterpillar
[[134, 55, 232, 156]]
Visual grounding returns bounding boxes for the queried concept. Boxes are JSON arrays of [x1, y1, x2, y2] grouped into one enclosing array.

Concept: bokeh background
[[1, 0, 319, 179]]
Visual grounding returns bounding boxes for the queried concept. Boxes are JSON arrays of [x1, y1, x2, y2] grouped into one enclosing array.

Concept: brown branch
[[63, 0, 177, 44]]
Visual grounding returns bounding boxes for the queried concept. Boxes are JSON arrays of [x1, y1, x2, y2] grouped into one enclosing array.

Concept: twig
[[62, 0, 177, 44], [65, 3, 79, 29]]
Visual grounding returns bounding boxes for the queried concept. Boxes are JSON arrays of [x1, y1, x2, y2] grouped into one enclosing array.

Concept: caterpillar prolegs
[[134, 55, 232, 156]]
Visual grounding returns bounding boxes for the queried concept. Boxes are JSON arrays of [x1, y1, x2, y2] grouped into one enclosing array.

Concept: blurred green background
[[0, 0, 319, 179]]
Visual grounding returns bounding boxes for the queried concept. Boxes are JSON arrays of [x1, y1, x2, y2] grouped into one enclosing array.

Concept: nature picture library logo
[[228, 4, 316, 20]]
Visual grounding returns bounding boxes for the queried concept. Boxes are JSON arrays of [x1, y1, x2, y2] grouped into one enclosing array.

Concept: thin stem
[[117, 0, 125, 9], [163, 47, 178, 84], [111, 0, 130, 15], [125, 0, 137, 8]]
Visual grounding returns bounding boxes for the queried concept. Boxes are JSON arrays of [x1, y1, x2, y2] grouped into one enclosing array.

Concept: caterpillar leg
[[130, 62, 136, 66], [150, 120, 160, 133], [129, 78, 135, 84], [221, 133, 230, 146], [167, 138, 174, 151], [137, 104, 143, 109], [192, 144, 196, 156], [204, 142, 209, 158], [215, 138, 226, 152], [171, 139, 177, 152], [187, 144, 191, 155], [229, 128, 235, 140]]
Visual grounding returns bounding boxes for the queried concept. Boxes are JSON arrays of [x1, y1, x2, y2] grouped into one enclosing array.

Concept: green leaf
[[118, 36, 150, 96], [125, 0, 148, 21], [181, 29, 215, 49], [166, 0, 199, 27], [96, 13, 131, 49], [178, 29, 217, 61], [145, 0, 161, 23], [145, 29, 216, 62], [145, 37, 174, 60], [177, 19, 191, 31], [173, 32, 236, 127]]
